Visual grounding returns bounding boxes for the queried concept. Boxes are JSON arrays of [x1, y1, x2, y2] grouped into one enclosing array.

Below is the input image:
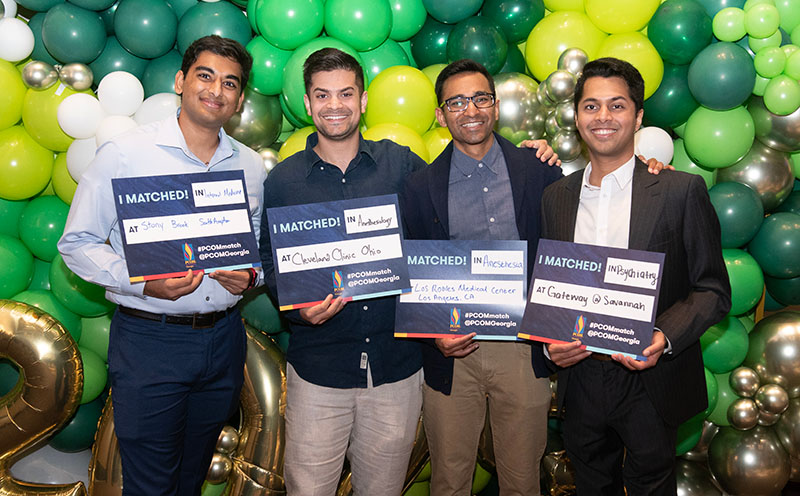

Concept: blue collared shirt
[[58, 111, 266, 314], [260, 132, 426, 388]]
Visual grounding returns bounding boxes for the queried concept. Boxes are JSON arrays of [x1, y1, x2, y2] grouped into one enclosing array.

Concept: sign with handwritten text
[[519, 240, 664, 360], [111, 170, 260, 282], [394, 240, 527, 340], [266, 194, 410, 310]]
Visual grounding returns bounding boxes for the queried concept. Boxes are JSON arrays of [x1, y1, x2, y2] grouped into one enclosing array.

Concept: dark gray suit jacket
[[542, 159, 731, 426]]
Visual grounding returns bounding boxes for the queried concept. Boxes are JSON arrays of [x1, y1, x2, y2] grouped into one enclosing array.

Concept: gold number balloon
[[0, 299, 85, 496]]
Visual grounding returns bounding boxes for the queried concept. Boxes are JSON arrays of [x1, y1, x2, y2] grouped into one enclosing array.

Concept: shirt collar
[[450, 137, 502, 177], [155, 109, 237, 163], [581, 155, 636, 192], [302, 132, 377, 176]]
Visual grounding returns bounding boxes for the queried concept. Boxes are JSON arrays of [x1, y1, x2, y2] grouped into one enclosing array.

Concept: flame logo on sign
[[450, 308, 461, 330], [332, 270, 343, 293], [183, 243, 195, 265], [572, 315, 585, 340]]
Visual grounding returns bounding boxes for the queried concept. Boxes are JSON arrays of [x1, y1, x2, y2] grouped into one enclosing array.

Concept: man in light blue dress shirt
[[57, 36, 266, 495]]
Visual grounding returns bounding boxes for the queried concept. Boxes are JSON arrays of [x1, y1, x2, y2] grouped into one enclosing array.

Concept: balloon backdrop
[[708, 182, 764, 247]]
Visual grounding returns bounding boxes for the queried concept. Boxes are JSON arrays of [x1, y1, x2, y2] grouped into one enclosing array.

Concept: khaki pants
[[423, 341, 550, 496]]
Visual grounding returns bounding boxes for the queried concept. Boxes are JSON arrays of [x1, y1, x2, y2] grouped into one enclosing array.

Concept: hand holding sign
[[298, 294, 347, 325], [546, 340, 591, 367], [143, 269, 203, 300], [435, 333, 479, 358], [612, 330, 666, 371]]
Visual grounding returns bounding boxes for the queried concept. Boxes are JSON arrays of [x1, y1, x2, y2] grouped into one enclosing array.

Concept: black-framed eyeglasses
[[441, 93, 496, 112]]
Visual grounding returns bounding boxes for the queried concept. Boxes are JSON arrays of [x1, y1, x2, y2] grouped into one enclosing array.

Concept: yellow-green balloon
[[364, 65, 436, 136], [363, 122, 428, 162], [423, 126, 452, 163], [525, 11, 606, 82], [596, 31, 664, 99], [51, 152, 77, 205], [22, 83, 92, 152], [278, 126, 315, 160], [0, 125, 55, 201], [684, 105, 754, 169], [0, 60, 25, 131], [585, 0, 660, 33], [544, 0, 585, 11], [713, 7, 747, 41]]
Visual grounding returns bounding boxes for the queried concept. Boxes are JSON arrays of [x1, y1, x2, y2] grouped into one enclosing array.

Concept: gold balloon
[[21, 61, 58, 90], [708, 426, 791, 495], [755, 384, 790, 415], [682, 421, 719, 462], [540, 451, 575, 496], [216, 425, 240, 455], [0, 300, 86, 496], [57, 64, 93, 92], [727, 398, 759, 430], [87, 396, 122, 495], [206, 454, 233, 485], [743, 311, 800, 394], [675, 459, 721, 496], [776, 398, 800, 458]]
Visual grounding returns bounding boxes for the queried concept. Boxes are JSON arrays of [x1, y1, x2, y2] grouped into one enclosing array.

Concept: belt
[[590, 352, 612, 361], [118, 305, 235, 329]]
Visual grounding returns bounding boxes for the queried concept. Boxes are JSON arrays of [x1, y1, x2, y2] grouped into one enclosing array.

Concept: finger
[[451, 342, 479, 357]]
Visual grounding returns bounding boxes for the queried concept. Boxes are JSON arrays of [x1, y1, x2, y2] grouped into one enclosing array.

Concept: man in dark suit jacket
[[542, 58, 731, 495], [401, 59, 562, 496]]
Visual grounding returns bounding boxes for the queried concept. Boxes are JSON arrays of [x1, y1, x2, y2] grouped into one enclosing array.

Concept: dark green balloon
[[643, 63, 699, 129], [0, 359, 19, 398], [279, 93, 308, 130], [68, 0, 116, 13], [42, 3, 106, 64], [676, 412, 704, 456], [177, 1, 251, 54], [723, 248, 764, 315], [398, 40, 417, 68], [763, 287, 785, 311], [765, 274, 800, 306], [50, 253, 114, 317], [688, 42, 755, 110], [98, 0, 119, 34], [359, 39, 410, 84], [28, 258, 52, 291], [700, 315, 749, 374], [775, 190, 800, 216], [18, 196, 69, 262], [240, 288, 284, 334], [410, 16, 453, 69], [422, 0, 482, 24], [709, 181, 764, 248], [446, 17, 508, 75], [114, 0, 177, 59], [16, 0, 63, 12], [498, 44, 527, 74], [696, 0, 744, 18], [481, 0, 544, 44], [0, 234, 34, 299], [648, 0, 713, 65], [49, 395, 104, 452], [0, 198, 28, 238], [27, 13, 60, 65], [13, 289, 82, 339], [165, 0, 196, 21], [748, 212, 800, 278], [89, 36, 149, 82], [142, 49, 182, 97]]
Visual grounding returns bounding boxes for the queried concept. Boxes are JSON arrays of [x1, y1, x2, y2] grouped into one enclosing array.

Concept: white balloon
[[9, 445, 91, 486], [57, 94, 105, 139], [1, 0, 17, 19], [66, 138, 97, 182], [134, 93, 180, 125], [95, 115, 138, 146], [635, 126, 674, 166], [97, 71, 145, 116], [0, 17, 33, 62]]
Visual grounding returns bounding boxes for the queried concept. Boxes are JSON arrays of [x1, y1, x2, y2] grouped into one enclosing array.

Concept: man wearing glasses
[[401, 59, 562, 495]]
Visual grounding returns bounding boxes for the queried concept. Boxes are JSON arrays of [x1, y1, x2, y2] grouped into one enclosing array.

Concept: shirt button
[[205, 296, 210, 301], [362, 305, 368, 311], [342, 178, 346, 183], [483, 187, 489, 193], [320, 166, 324, 171], [365, 337, 370, 343], [478, 163, 484, 168], [489, 217, 495, 223]]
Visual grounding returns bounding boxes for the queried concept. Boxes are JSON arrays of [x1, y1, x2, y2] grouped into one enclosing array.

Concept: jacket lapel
[[497, 136, 525, 229], [628, 159, 662, 250], [559, 171, 582, 242], [429, 143, 453, 237]]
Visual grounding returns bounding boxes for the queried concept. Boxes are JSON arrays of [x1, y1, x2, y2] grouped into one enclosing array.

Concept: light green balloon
[[713, 7, 746, 42], [700, 316, 749, 374], [763, 74, 800, 115], [672, 138, 715, 188], [753, 73, 770, 96], [78, 346, 107, 404], [684, 105, 755, 169], [745, 3, 780, 38], [79, 313, 112, 362], [388, 0, 426, 41], [785, 50, 800, 80], [743, 0, 774, 11], [749, 29, 782, 52], [753, 46, 786, 77], [776, 0, 800, 32], [793, 23, 800, 45]]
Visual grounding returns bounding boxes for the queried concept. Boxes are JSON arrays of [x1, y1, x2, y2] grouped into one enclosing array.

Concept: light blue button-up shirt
[[58, 112, 266, 314]]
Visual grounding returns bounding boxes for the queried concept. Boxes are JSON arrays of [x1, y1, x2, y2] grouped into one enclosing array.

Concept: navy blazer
[[400, 133, 563, 394]]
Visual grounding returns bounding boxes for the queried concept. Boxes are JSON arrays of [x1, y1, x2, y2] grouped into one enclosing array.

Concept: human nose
[[208, 77, 223, 96], [463, 97, 480, 115], [596, 105, 611, 121]]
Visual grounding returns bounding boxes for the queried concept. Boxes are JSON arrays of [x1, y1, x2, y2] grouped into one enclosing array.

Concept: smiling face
[[174, 51, 245, 130], [435, 71, 499, 157], [575, 76, 643, 168], [303, 69, 367, 143]]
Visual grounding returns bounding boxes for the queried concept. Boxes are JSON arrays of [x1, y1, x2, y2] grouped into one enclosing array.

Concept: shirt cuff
[[655, 327, 672, 354]]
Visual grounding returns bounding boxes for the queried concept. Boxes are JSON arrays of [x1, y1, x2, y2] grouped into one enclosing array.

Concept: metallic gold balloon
[[223, 88, 282, 151], [730, 366, 761, 398], [708, 426, 791, 495], [728, 398, 760, 430], [554, 102, 576, 131], [227, 459, 285, 496], [216, 425, 240, 455], [792, 457, 800, 482], [87, 396, 122, 495], [257, 147, 280, 175], [682, 421, 719, 462], [206, 453, 233, 485], [540, 451, 575, 496], [21, 61, 58, 90], [758, 410, 781, 426], [0, 299, 86, 496], [560, 151, 589, 177], [58, 64, 94, 92], [715, 139, 795, 212], [537, 82, 556, 108], [557, 48, 589, 78], [551, 131, 582, 162], [676, 459, 721, 496], [545, 70, 576, 103], [748, 96, 800, 153], [755, 384, 790, 415], [544, 112, 560, 137], [743, 311, 800, 395], [776, 398, 800, 458], [494, 72, 544, 144]]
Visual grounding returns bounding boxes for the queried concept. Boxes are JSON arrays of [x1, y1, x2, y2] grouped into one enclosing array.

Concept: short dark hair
[[303, 48, 365, 94], [181, 35, 253, 92], [435, 59, 495, 104], [574, 57, 644, 113]]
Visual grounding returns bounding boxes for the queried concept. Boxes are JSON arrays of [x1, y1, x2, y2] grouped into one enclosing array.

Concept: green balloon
[[240, 288, 284, 334], [388, 0, 427, 41], [648, 0, 713, 65], [398, 40, 417, 68], [776, 0, 800, 32], [201, 481, 228, 496], [643, 63, 699, 129], [708, 181, 764, 248], [753, 73, 770, 96], [142, 50, 182, 98], [763, 74, 800, 115], [775, 190, 800, 215], [177, 1, 251, 54], [166, 0, 196, 20], [498, 44, 527, 74], [41, 3, 106, 64], [696, 0, 745, 18], [49, 254, 114, 317], [69, 0, 115, 13], [748, 212, 800, 278], [0, 359, 19, 398], [281, 37, 363, 127], [738, 315, 755, 332], [676, 412, 705, 455], [114, 0, 177, 59], [446, 17, 508, 75], [16, 0, 64, 12], [79, 346, 107, 404], [684, 105, 754, 169], [247, 37, 292, 96], [723, 248, 765, 315], [0, 198, 28, 238], [748, 29, 782, 52], [79, 313, 112, 361], [704, 366, 719, 415], [688, 42, 755, 110], [422, 0, 482, 24], [744, 3, 780, 38], [765, 274, 800, 306], [359, 40, 410, 84], [713, 7, 747, 42], [707, 371, 738, 426], [99, 0, 119, 35], [700, 316, 749, 373], [0, 234, 34, 299], [753, 46, 786, 77], [481, 0, 545, 44], [27, 13, 59, 66], [410, 16, 453, 69], [279, 93, 309, 129], [672, 138, 715, 188], [223, 87, 282, 150], [763, 286, 786, 310], [18, 196, 70, 262], [89, 36, 149, 83], [272, 330, 290, 353], [13, 289, 82, 339], [255, 0, 323, 50], [28, 258, 51, 291], [49, 395, 104, 452], [325, 0, 392, 51]]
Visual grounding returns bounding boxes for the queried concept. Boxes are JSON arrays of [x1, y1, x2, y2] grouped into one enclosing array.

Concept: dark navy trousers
[[108, 308, 246, 495]]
